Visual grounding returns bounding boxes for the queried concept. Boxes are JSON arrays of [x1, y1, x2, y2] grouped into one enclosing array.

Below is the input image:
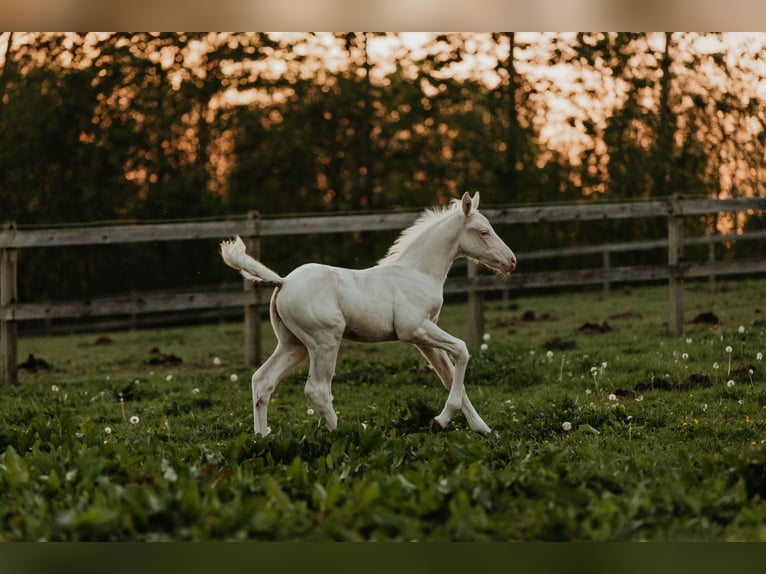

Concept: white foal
[[221, 191, 516, 437]]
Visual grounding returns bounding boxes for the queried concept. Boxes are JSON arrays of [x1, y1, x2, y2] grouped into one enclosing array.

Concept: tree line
[[1, 33, 764, 303]]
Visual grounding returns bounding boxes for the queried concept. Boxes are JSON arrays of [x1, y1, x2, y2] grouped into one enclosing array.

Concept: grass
[[1, 278, 766, 540]]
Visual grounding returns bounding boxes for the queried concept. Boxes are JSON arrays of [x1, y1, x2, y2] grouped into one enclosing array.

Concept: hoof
[[430, 419, 445, 434]]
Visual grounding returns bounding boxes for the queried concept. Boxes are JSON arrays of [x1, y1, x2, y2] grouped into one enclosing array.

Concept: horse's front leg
[[415, 345, 491, 435], [304, 333, 343, 431], [406, 320, 476, 433]]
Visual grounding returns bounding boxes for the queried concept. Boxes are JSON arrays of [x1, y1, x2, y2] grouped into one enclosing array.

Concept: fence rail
[[2, 195, 766, 384]]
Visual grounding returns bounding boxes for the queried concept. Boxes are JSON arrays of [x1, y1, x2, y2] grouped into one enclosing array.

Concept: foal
[[221, 191, 516, 436]]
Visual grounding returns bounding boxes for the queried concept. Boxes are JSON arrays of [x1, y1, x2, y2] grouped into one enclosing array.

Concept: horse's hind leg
[[251, 339, 307, 436], [415, 345, 491, 435], [251, 293, 308, 436]]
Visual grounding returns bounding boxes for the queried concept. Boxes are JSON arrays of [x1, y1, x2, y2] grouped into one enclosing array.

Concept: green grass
[[2, 278, 766, 540]]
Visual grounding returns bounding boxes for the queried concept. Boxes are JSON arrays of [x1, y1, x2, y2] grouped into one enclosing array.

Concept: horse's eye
[[479, 228, 490, 236]]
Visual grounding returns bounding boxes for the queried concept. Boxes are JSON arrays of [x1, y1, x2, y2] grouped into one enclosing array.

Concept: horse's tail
[[220, 236, 283, 285]]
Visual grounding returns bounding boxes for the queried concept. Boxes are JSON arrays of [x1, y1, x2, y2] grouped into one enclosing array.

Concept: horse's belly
[[340, 293, 397, 342], [342, 312, 398, 342]]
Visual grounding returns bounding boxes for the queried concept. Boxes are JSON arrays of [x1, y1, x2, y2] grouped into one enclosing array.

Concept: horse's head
[[457, 191, 517, 274]]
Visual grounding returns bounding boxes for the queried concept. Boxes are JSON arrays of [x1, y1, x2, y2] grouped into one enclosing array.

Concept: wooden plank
[[3, 257, 763, 327], [684, 258, 766, 278], [0, 219, 255, 248], [259, 211, 419, 236], [4, 197, 765, 249], [483, 200, 668, 224], [521, 229, 766, 261], [681, 197, 766, 216], [0, 290, 270, 322], [444, 265, 673, 293]]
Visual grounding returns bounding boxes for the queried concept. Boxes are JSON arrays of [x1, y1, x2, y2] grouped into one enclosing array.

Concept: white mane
[[378, 199, 464, 265]]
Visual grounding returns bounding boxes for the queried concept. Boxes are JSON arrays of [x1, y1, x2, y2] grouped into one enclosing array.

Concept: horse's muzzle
[[502, 255, 517, 273]]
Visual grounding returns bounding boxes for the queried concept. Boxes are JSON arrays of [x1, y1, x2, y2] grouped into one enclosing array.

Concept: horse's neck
[[394, 216, 460, 282]]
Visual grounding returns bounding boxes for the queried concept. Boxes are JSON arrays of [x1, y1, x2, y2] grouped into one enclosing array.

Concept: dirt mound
[[634, 373, 711, 393], [18, 353, 52, 372], [148, 347, 183, 366], [691, 311, 719, 324], [577, 321, 612, 334]]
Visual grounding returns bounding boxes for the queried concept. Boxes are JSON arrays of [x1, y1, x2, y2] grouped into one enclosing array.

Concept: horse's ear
[[472, 191, 480, 210], [461, 192, 473, 216]]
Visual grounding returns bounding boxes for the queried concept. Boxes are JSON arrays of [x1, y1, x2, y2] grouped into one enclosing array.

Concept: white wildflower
[[681, 353, 689, 361], [130, 415, 140, 424], [608, 393, 617, 402], [166, 374, 173, 382], [480, 343, 488, 351], [192, 388, 200, 394], [546, 350, 554, 359], [307, 408, 315, 416], [482, 333, 491, 342], [713, 362, 720, 370], [738, 325, 745, 334], [562, 421, 572, 432], [230, 373, 238, 382], [163, 465, 178, 483], [51, 385, 60, 393], [757, 352, 763, 361], [104, 426, 112, 434], [726, 380, 735, 388], [725, 346, 733, 354]]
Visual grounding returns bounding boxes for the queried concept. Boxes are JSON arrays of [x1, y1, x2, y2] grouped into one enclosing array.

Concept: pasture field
[[1, 278, 766, 541]]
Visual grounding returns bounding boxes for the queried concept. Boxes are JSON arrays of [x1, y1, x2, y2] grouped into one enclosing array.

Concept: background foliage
[[1, 33, 765, 301]]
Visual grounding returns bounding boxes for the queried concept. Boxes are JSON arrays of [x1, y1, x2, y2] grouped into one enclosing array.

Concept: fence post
[[1, 222, 19, 385], [667, 194, 684, 336], [243, 212, 262, 367], [466, 260, 484, 349]]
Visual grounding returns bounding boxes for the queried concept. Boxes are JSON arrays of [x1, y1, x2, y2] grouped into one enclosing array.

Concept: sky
[[2, 0, 766, 30]]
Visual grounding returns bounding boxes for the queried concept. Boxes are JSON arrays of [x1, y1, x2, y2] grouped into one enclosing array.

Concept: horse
[[220, 191, 516, 437]]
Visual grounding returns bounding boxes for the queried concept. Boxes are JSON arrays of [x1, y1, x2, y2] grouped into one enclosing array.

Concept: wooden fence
[[2, 195, 766, 384]]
